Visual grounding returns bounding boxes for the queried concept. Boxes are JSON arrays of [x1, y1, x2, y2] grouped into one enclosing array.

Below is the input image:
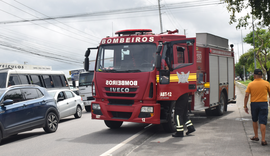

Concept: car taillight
[[92, 82, 96, 96], [81, 97, 83, 101]]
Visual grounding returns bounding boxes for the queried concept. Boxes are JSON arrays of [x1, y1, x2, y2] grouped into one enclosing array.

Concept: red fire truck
[[84, 29, 236, 132]]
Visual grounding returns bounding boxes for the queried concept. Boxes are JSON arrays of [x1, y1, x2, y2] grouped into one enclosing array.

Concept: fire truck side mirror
[[84, 57, 89, 71], [84, 48, 91, 71], [85, 48, 91, 57]]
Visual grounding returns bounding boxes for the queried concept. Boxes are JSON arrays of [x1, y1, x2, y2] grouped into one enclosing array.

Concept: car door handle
[[67, 103, 69, 104], [41, 100, 46, 104]]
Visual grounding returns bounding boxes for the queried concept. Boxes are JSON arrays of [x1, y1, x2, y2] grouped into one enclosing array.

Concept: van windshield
[[0, 73, 7, 88], [79, 72, 94, 86]]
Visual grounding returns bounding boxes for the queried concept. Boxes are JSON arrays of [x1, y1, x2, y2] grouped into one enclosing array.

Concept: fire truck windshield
[[96, 43, 157, 73]]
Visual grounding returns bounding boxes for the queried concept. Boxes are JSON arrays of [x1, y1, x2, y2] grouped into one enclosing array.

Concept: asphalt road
[[1, 83, 270, 156], [0, 111, 150, 156]]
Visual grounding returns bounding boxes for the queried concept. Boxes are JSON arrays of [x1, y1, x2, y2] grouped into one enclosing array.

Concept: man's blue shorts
[[250, 102, 268, 125]]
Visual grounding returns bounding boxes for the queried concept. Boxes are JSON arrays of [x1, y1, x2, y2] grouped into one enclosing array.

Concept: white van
[[78, 71, 94, 112]]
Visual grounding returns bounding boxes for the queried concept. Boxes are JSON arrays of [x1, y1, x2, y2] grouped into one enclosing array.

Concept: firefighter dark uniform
[[172, 93, 196, 137]]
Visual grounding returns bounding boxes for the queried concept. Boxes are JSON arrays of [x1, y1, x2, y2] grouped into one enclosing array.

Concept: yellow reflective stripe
[[186, 123, 193, 127], [185, 120, 191, 125], [176, 125, 183, 128], [176, 115, 181, 127], [176, 129, 184, 131], [156, 73, 197, 83]]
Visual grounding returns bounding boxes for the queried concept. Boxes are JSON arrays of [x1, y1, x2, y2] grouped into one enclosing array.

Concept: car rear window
[[65, 91, 74, 99]]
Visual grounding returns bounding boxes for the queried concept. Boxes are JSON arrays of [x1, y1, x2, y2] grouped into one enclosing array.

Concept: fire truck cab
[[85, 29, 236, 132]]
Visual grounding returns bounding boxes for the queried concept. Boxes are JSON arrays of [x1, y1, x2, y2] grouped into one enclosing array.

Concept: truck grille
[[106, 93, 136, 97], [105, 87, 137, 92], [108, 99, 134, 106], [110, 111, 132, 119]]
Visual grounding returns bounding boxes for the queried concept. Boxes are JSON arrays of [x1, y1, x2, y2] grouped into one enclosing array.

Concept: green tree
[[236, 50, 254, 80], [235, 62, 244, 80], [224, 0, 270, 28], [244, 29, 270, 81]]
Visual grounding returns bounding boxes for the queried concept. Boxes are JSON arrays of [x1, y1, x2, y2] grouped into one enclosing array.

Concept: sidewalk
[[235, 82, 270, 156], [126, 83, 270, 156]]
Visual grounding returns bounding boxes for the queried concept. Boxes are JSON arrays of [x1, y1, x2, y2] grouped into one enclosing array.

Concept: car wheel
[[43, 112, 58, 133], [74, 106, 82, 118]]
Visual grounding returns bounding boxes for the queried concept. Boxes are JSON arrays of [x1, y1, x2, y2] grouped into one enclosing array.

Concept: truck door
[[158, 39, 197, 100]]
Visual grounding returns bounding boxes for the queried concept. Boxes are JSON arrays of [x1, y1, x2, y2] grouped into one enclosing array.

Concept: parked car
[[48, 89, 84, 119], [0, 85, 59, 144], [71, 88, 80, 96]]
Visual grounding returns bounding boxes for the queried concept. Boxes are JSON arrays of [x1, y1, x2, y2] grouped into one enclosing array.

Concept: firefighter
[[172, 93, 196, 137]]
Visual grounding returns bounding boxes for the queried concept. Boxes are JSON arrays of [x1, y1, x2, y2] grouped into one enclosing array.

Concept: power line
[[0, 1, 222, 24], [0, 34, 82, 62], [13, 0, 100, 41], [0, 1, 99, 44], [0, 42, 83, 65]]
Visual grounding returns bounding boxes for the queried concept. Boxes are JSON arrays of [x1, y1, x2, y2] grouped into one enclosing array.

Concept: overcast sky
[[0, 0, 253, 77]]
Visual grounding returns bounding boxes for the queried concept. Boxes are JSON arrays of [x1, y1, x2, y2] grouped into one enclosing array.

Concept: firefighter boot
[[186, 125, 195, 135], [172, 131, 184, 137]]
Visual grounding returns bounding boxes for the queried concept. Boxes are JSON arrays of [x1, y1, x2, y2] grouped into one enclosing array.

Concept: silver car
[[48, 89, 84, 119]]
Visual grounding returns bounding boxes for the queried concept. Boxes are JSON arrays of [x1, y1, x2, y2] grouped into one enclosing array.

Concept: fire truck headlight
[[141, 106, 153, 113], [92, 82, 96, 96], [92, 104, 100, 110]]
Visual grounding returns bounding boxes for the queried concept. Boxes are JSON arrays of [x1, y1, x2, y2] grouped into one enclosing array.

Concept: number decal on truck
[[160, 92, 172, 97], [142, 118, 145, 122]]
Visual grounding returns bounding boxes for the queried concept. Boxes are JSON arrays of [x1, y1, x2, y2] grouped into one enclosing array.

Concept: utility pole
[[241, 30, 244, 55], [237, 43, 240, 63], [252, 15, 256, 69], [158, 0, 163, 33], [243, 66, 246, 82]]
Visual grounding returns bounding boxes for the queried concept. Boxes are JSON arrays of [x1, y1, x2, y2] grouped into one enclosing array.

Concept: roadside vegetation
[[223, 1, 270, 82], [238, 80, 252, 86]]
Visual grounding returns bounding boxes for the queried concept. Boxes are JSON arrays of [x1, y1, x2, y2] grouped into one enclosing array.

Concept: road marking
[[100, 124, 152, 156]]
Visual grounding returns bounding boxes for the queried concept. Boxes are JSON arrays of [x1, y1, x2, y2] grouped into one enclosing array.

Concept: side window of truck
[[172, 43, 193, 69]]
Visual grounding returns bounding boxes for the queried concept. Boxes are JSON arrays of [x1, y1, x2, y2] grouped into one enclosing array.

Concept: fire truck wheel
[[85, 106, 91, 112], [205, 108, 213, 116], [162, 101, 176, 133], [104, 120, 123, 129], [215, 92, 226, 116]]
